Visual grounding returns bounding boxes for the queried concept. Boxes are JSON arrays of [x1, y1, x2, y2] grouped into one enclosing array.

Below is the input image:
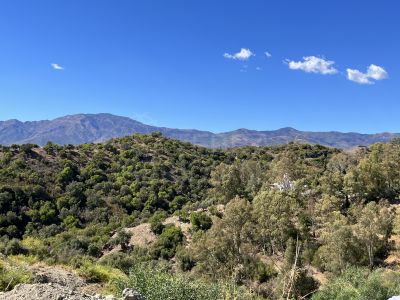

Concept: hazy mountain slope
[[0, 113, 399, 148]]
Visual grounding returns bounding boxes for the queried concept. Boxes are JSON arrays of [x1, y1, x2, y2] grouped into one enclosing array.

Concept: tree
[[314, 213, 362, 274], [278, 237, 319, 300], [253, 190, 297, 255], [56, 166, 76, 187], [209, 163, 245, 203], [352, 201, 393, 268], [268, 148, 307, 183], [313, 194, 343, 239], [320, 152, 357, 199], [345, 143, 400, 201], [191, 197, 258, 282]]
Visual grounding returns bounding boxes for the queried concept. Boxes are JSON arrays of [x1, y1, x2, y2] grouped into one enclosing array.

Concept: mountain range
[[0, 113, 399, 149]]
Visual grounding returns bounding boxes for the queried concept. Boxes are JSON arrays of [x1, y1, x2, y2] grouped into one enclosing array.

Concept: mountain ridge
[[1, 113, 399, 149]]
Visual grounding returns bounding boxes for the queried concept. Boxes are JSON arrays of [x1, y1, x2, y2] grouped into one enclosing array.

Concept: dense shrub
[[175, 246, 196, 271], [2, 238, 26, 256], [116, 263, 261, 300], [110, 230, 132, 251], [312, 268, 400, 300], [149, 211, 167, 235], [152, 225, 183, 260], [78, 261, 126, 284], [190, 212, 212, 231], [0, 258, 32, 291]]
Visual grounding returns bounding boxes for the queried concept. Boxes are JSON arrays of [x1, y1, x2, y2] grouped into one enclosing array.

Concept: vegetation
[[0, 256, 32, 291], [116, 263, 260, 300], [312, 268, 400, 300], [1, 133, 400, 298]]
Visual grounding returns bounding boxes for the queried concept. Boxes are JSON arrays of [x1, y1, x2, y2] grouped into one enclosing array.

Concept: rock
[[31, 264, 85, 290], [122, 288, 146, 300]]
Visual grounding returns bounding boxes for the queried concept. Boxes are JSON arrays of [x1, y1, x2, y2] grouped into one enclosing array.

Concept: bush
[[248, 259, 277, 283], [8, 254, 38, 265], [115, 263, 260, 300], [110, 230, 132, 251], [149, 211, 167, 235], [190, 212, 212, 231], [312, 267, 400, 300], [87, 243, 102, 257], [21, 237, 47, 259], [169, 196, 187, 212], [152, 225, 183, 260], [175, 246, 196, 271], [0, 259, 32, 291], [4, 239, 26, 256], [99, 248, 150, 274], [78, 261, 126, 284]]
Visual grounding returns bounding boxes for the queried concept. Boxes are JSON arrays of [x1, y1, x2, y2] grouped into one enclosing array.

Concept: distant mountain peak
[[0, 113, 399, 149], [232, 128, 253, 133], [275, 127, 299, 132]]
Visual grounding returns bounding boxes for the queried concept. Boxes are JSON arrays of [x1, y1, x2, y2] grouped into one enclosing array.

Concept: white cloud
[[256, 66, 262, 71], [346, 64, 388, 84], [51, 63, 64, 70], [366, 64, 388, 80], [223, 48, 254, 60], [346, 69, 373, 84], [286, 56, 338, 75], [265, 51, 272, 58]]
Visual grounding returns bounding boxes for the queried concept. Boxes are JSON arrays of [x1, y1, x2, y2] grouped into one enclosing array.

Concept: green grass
[[0, 258, 32, 292]]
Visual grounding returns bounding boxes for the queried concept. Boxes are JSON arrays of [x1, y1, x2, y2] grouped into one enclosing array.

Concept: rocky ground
[[0, 259, 146, 300], [0, 283, 96, 300], [0, 283, 145, 300], [31, 264, 86, 289]]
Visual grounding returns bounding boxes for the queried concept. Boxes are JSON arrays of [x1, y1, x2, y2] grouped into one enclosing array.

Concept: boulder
[[122, 288, 146, 300]]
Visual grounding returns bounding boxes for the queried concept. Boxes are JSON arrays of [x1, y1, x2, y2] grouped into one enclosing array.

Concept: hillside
[[2, 134, 400, 299], [1, 113, 399, 148]]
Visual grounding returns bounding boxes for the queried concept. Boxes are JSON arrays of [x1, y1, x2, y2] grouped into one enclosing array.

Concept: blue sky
[[0, 0, 399, 133]]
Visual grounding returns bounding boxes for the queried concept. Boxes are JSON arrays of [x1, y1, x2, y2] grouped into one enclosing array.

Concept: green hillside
[[1, 133, 400, 299]]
